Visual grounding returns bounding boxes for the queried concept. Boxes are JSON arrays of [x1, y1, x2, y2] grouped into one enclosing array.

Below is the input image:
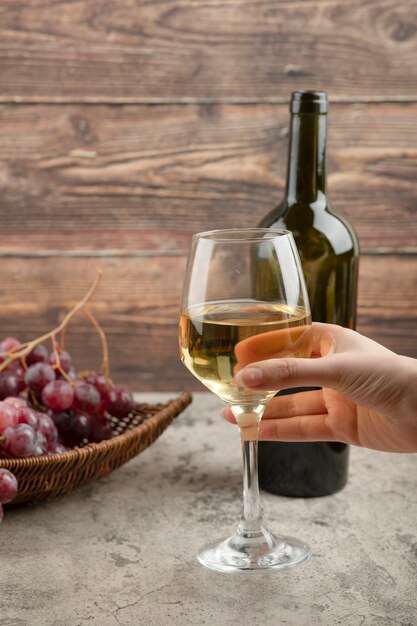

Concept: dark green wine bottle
[[258, 91, 359, 497]]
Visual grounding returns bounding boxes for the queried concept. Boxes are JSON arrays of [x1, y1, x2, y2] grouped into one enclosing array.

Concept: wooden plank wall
[[0, 0, 416, 391]]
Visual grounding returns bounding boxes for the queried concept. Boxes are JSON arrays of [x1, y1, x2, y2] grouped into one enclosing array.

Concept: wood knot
[[390, 20, 416, 42]]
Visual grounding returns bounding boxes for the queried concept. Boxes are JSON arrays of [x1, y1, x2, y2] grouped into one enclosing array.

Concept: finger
[[235, 353, 342, 391], [263, 390, 327, 419], [310, 322, 339, 356], [222, 407, 236, 424], [223, 390, 326, 422], [259, 414, 339, 443], [222, 406, 337, 442], [222, 391, 326, 427]]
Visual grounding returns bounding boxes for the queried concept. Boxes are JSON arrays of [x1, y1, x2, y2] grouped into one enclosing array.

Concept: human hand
[[223, 323, 417, 453]]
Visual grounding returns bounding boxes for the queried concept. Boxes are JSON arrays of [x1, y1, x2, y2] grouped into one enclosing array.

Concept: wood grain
[[0, 256, 187, 390], [0, 103, 416, 254], [358, 255, 417, 356], [1, 0, 416, 391], [0, 254, 414, 391], [0, 0, 416, 101]]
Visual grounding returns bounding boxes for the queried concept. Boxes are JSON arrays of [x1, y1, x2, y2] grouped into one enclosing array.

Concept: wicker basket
[[0, 392, 192, 506]]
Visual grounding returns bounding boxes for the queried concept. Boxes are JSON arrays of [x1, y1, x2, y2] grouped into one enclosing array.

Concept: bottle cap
[[290, 91, 328, 114]]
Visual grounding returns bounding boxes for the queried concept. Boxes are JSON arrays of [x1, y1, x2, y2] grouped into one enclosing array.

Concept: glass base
[[197, 525, 310, 573]]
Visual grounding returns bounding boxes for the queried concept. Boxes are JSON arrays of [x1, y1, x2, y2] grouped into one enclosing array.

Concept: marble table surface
[[2, 392, 417, 626]]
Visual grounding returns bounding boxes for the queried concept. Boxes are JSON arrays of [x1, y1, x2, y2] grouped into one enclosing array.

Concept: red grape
[[0, 375, 21, 400], [95, 399, 108, 419], [2, 424, 38, 457], [0, 402, 18, 433], [26, 344, 49, 365], [72, 382, 100, 413], [0, 337, 20, 354], [1, 364, 26, 394], [67, 367, 77, 381], [59, 412, 92, 447], [41, 380, 74, 411], [3, 359, 25, 376], [86, 373, 112, 399], [0, 469, 18, 503], [4, 397, 27, 409], [25, 362, 56, 391], [35, 430, 48, 454], [15, 407, 39, 429], [47, 441, 68, 454], [90, 415, 113, 442], [49, 350, 72, 373], [37, 413, 58, 444], [50, 410, 74, 438], [105, 385, 134, 418]]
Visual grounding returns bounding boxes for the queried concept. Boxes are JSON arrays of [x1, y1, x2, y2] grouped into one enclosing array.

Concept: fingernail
[[219, 407, 226, 418], [236, 367, 264, 387]]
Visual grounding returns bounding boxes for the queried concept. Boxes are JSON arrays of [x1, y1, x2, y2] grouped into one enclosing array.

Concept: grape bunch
[[0, 273, 135, 520], [0, 334, 134, 517]]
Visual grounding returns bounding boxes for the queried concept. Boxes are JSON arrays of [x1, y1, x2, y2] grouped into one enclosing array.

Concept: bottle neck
[[285, 112, 328, 205]]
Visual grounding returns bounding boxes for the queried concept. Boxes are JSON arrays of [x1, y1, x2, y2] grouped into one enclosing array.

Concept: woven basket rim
[[0, 391, 192, 471]]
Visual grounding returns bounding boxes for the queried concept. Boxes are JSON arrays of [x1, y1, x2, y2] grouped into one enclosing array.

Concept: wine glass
[[179, 228, 313, 573]]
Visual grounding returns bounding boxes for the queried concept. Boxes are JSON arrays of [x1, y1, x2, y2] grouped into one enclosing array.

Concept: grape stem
[[51, 333, 73, 384], [0, 271, 103, 373], [84, 306, 110, 378]]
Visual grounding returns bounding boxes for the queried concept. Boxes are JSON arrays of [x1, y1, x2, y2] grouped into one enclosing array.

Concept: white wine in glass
[[179, 229, 313, 572]]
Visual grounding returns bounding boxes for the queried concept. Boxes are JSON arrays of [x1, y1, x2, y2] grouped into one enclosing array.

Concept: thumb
[[235, 355, 342, 391]]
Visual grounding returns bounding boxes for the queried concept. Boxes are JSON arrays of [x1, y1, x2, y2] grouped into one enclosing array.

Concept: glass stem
[[229, 407, 272, 550], [240, 438, 263, 530]]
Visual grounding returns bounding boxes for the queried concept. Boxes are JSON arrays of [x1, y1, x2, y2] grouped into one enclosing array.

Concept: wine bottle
[[258, 90, 359, 497]]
